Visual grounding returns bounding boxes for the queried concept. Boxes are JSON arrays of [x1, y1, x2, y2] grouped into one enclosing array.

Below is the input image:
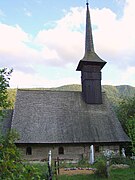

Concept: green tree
[[0, 68, 13, 118], [0, 131, 43, 179], [0, 130, 23, 179], [0, 68, 44, 179], [116, 96, 135, 154], [126, 117, 135, 154]]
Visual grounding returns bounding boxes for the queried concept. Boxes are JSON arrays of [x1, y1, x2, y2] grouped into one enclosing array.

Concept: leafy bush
[[116, 96, 135, 155], [111, 156, 135, 168], [0, 130, 23, 179], [94, 156, 108, 178], [0, 130, 47, 179], [78, 157, 90, 167]]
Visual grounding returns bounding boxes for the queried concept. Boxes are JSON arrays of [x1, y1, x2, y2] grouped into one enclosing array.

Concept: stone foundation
[[17, 143, 120, 162]]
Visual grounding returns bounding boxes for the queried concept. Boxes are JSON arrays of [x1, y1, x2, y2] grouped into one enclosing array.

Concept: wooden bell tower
[[76, 2, 106, 104]]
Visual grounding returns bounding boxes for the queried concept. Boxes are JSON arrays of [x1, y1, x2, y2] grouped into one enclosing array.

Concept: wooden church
[[2, 2, 130, 161]]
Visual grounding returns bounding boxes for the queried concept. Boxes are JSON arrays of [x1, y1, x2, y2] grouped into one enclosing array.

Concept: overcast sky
[[0, 0, 135, 88]]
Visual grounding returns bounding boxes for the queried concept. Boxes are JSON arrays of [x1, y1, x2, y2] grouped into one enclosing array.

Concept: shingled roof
[[11, 89, 130, 144]]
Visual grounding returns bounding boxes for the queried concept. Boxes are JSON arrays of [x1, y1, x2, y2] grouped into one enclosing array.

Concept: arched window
[[26, 147, 32, 155], [58, 147, 64, 155]]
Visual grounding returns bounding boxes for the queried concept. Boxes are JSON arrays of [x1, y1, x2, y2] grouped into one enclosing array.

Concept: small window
[[26, 147, 32, 155], [58, 147, 64, 155]]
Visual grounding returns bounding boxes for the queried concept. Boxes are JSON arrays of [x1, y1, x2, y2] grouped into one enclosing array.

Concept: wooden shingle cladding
[[11, 89, 130, 144]]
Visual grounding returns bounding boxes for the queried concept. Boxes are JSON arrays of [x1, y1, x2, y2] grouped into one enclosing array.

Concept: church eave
[[76, 53, 107, 71]]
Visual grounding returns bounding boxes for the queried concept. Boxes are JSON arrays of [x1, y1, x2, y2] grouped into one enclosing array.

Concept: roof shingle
[[11, 90, 130, 144]]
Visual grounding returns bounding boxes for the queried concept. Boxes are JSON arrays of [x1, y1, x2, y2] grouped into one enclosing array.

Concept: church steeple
[[85, 1, 94, 53], [76, 1, 107, 104], [77, 1, 106, 71]]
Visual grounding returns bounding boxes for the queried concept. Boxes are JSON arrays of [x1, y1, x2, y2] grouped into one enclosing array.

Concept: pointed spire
[[76, 1, 106, 71], [85, 1, 94, 54]]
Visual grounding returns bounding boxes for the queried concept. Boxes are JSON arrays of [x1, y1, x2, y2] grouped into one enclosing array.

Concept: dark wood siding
[[81, 65, 102, 104]]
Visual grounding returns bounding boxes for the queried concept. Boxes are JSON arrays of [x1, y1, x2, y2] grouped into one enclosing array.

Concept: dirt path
[[59, 168, 95, 175]]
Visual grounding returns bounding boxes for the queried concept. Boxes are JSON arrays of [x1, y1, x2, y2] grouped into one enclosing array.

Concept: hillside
[[7, 84, 135, 108], [53, 84, 135, 107], [102, 85, 135, 106]]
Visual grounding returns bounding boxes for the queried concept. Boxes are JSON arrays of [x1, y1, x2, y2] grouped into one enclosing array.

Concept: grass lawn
[[57, 168, 135, 180]]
